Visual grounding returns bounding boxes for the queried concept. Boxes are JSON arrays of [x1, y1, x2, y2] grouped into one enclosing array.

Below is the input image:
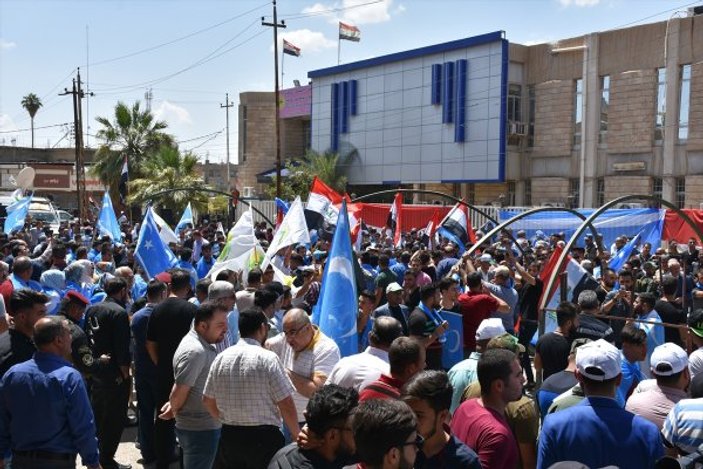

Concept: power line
[[88, 1, 270, 67], [0, 122, 72, 134], [281, 0, 384, 20], [177, 129, 225, 144]]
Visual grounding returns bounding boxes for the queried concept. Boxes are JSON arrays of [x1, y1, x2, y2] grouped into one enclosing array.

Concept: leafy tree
[[92, 101, 175, 194], [266, 149, 351, 199], [128, 145, 209, 214], [20, 93, 42, 148]]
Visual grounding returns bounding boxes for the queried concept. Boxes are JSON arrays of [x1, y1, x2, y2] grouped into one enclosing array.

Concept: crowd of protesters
[[3, 213, 703, 469]]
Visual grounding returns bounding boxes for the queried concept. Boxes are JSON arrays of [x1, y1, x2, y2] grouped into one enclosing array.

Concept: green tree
[[21, 93, 42, 148], [128, 145, 209, 214], [266, 149, 350, 199], [92, 101, 175, 194]]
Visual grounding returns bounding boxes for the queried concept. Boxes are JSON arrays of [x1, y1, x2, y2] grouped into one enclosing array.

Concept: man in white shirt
[[266, 308, 341, 425], [327, 316, 403, 391]]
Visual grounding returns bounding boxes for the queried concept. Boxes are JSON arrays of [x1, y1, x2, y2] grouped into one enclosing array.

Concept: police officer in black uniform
[[83, 276, 132, 469], [56, 290, 111, 375]]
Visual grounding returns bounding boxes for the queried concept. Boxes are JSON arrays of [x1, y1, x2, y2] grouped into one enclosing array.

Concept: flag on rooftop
[[339, 21, 361, 42], [283, 39, 301, 57]]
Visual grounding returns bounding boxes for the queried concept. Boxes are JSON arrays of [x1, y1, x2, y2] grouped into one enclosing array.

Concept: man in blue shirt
[[0, 316, 100, 469], [195, 243, 215, 280], [538, 339, 663, 469]]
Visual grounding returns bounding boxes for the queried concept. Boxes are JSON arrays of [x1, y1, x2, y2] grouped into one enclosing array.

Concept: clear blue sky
[[0, 0, 698, 162]]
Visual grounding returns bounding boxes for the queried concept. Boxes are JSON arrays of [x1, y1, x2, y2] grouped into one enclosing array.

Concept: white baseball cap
[[651, 343, 689, 376], [575, 339, 621, 381], [475, 318, 506, 341], [480, 253, 492, 262], [386, 282, 403, 294]]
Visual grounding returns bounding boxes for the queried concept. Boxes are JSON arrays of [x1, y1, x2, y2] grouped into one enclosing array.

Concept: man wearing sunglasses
[[352, 399, 420, 469]]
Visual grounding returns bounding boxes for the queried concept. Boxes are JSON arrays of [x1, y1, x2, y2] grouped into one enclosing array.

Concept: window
[[596, 178, 605, 207], [676, 177, 686, 209], [569, 178, 580, 208], [507, 181, 516, 206], [241, 105, 248, 162], [527, 85, 536, 147], [574, 79, 583, 146], [524, 179, 532, 206], [508, 84, 522, 123], [655, 68, 666, 142], [303, 120, 312, 150], [599, 75, 610, 143], [466, 184, 475, 205], [652, 177, 663, 207], [679, 64, 691, 141]]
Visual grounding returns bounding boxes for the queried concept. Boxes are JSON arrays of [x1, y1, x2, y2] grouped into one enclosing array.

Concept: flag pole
[[337, 28, 341, 65], [281, 45, 285, 87]]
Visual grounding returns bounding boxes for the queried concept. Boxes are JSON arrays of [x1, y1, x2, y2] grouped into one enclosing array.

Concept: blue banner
[[441, 311, 464, 370]]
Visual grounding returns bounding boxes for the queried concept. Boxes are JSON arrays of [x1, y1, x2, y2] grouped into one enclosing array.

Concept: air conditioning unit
[[242, 187, 253, 198], [508, 122, 527, 136]]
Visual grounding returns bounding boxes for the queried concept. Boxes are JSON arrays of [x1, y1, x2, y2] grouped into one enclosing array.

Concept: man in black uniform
[[83, 277, 132, 469], [0, 289, 47, 377], [56, 290, 111, 375]]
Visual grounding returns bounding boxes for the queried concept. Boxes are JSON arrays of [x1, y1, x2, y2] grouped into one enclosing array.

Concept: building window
[[569, 178, 580, 208], [507, 84, 522, 123], [573, 79, 583, 146], [527, 85, 535, 148], [599, 75, 610, 143], [652, 177, 663, 208], [466, 183, 475, 205], [524, 179, 532, 206], [241, 105, 248, 162], [507, 181, 516, 206], [679, 64, 691, 141], [596, 178, 605, 207], [676, 177, 686, 209], [655, 68, 666, 142], [303, 120, 312, 150]]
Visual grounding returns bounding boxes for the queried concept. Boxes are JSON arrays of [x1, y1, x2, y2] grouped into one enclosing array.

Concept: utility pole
[[262, 0, 286, 198], [60, 68, 93, 223], [220, 93, 234, 189], [145, 88, 153, 112]]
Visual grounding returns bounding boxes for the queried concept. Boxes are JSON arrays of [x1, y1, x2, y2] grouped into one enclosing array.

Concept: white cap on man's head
[[475, 318, 506, 341], [575, 339, 621, 381], [651, 343, 689, 376], [480, 253, 492, 262], [386, 282, 403, 294]]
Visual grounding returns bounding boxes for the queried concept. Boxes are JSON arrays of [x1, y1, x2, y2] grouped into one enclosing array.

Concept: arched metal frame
[[462, 206, 600, 259], [539, 195, 703, 317], [146, 186, 274, 226], [349, 188, 531, 256]]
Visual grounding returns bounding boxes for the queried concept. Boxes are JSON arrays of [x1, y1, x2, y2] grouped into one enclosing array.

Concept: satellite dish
[[15, 167, 35, 190]]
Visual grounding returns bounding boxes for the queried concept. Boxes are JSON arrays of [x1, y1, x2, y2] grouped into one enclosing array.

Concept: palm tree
[[266, 149, 350, 199], [21, 93, 42, 148], [92, 101, 175, 193], [128, 145, 210, 214]]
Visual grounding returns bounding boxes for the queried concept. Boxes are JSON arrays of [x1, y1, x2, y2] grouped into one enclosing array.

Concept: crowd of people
[[2, 215, 703, 469]]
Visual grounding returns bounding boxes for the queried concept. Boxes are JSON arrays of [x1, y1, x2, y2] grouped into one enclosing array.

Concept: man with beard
[[408, 284, 449, 370], [595, 268, 616, 304], [352, 399, 420, 469], [535, 302, 578, 381], [267, 385, 359, 468], [158, 302, 229, 469], [632, 292, 664, 379], [402, 370, 481, 468]]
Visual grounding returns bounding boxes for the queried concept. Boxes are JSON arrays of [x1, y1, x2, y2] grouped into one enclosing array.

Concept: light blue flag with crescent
[[175, 202, 194, 235], [609, 231, 642, 274], [441, 311, 464, 370], [96, 192, 122, 242], [135, 206, 178, 279], [313, 199, 358, 357], [3, 195, 31, 234]]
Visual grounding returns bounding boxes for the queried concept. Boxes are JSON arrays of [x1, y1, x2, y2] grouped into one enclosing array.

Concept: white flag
[[208, 209, 264, 283], [261, 197, 310, 270], [151, 210, 179, 245]]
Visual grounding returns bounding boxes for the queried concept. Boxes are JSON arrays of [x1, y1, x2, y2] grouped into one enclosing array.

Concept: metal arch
[[349, 188, 529, 256], [350, 189, 500, 225], [539, 194, 703, 315], [462, 206, 600, 259], [145, 186, 275, 226]]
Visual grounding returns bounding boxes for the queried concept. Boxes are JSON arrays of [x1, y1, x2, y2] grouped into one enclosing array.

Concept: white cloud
[[558, 0, 600, 6], [0, 114, 18, 132], [0, 39, 16, 50], [153, 101, 192, 125], [302, 0, 396, 25], [277, 29, 336, 54]]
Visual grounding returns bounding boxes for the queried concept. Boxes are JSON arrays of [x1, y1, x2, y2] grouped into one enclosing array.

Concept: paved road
[[115, 425, 181, 469]]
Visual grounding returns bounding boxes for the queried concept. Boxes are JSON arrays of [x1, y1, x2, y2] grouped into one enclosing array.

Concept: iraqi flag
[[283, 39, 301, 57], [437, 201, 475, 253], [386, 193, 403, 248], [118, 156, 128, 204], [306, 176, 344, 228], [339, 21, 361, 42], [534, 245, 599, 341], [422, 209, 442, 250]]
